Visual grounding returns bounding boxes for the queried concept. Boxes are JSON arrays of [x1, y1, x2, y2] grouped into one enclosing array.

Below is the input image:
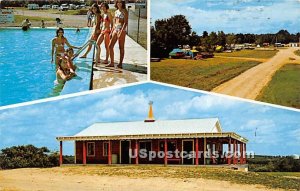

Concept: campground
[[151, 47, 300, 107]]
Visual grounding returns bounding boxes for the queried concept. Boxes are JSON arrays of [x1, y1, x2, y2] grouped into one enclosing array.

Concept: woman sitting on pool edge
[[51, 28, 80, 66]]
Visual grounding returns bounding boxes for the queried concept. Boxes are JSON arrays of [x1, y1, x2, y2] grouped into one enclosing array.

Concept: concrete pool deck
[[92, 35, 147, 89], [61, 34, 147, 94]]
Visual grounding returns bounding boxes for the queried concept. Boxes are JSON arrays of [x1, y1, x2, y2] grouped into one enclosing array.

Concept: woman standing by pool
[[107, 0, 128, 68], [96, 3, 113, 64], [80, 3, 102, 58], [51, 28, 79, 65]]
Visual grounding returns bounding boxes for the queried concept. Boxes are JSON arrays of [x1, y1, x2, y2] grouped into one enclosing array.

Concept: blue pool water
[[0, 28, 89, 106]]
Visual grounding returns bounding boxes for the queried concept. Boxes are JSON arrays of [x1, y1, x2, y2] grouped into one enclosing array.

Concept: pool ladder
[[72, 39, 99, 90], [72, 39, 99, 62]]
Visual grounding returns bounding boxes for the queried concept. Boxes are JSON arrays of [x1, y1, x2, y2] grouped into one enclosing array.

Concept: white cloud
[[151, 0, 300, 34]]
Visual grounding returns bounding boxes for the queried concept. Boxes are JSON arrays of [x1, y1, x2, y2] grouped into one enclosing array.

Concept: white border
[[1, 80, 300, 112]]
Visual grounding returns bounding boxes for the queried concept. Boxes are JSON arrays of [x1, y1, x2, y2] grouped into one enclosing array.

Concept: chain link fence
[[127, 3, 147, 49]]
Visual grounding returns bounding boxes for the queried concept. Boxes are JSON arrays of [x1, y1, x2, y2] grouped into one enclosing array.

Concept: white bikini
[[114, 10, 125, 31]]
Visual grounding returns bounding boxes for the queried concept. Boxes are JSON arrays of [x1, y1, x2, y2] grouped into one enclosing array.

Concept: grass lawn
[[57, 165, 300, 190], [215, 49, 278, 59], [257, 64, 300, 108], [151, 58, 261, 91], [14, 15, 53, 23], [294, 49, 300, 56]]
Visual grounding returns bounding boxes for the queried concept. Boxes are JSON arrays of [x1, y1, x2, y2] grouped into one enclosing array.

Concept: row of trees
[[0, 145, 73, 169], [151, 15, 300, 58], [248, 156, 300, 172]]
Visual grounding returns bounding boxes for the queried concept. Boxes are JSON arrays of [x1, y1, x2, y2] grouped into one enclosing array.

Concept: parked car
[[59, 4, 69, 11], [69, 4, 77, 10], [27, 4, 39, 10], [194, 52, 214, 60], [41, 5, 51, 10], [169, 48, 185, 59], [52, 5, 59, 9]]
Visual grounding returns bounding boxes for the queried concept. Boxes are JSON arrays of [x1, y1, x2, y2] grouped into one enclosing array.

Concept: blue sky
[[151, 0, 300, 34], [0, 82, 299, 156]]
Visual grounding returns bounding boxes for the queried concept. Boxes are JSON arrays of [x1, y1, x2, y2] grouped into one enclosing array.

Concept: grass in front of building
[[257, 64, 300, 109], [294, 49, 300, 56], [151, 58, 261, 91], [14, 15, 53, 23], [57, 165, 300, 190], [214, 49, 278, 59]]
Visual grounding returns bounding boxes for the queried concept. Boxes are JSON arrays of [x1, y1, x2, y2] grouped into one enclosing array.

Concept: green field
[[59, 165, 300, 190], [215, 49, 278, 59], [257, 64, 300, 108], [294, 49, 300, 56], [151, 58, 261, 91], [14, 15, 53, 23]]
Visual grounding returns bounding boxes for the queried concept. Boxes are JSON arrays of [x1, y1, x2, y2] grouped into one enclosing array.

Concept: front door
[[183, 140, 194, 165], [121, 141, 130, 164]]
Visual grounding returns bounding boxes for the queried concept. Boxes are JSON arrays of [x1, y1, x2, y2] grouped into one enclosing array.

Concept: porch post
[[83, 141, 86, 165], [203, 138, 206, 165], [164, 139, 167, 166], [59, 141, 63, 166], [240, 142, 243, 164], [108, 140, 112, 165], [195, 138, 199, 165], [135, 140, 139, 165], [233, 140, 237, 164], [228, 138, 231, 165], [244, 143, 247, 164]]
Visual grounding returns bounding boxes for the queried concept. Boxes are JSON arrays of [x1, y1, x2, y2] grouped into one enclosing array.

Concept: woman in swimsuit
[[80, 3, 102, 58], [96, 3, 113, 64], [56, 58, 73, 82], [51, 28, 79, 66], [107, 0, 128, 68]]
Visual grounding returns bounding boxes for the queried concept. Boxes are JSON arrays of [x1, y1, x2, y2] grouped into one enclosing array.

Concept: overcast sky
[[0, 82, 299, 156], [151, 0, 300, 34]]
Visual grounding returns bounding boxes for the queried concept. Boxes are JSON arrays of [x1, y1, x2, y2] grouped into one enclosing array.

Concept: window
[[139, 141, 152, 152], [103, 142, 108, 156], [87, 142, 95, 156], [159, 140, 177, 151]]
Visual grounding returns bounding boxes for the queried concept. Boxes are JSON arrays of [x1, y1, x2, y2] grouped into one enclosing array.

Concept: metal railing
[[72, 39, 99, 90], [72, 39, 99, 62]]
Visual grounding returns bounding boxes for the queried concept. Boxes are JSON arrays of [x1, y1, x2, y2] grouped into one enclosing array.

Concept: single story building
[[289, 42, 299, 47], [56, 102, 248, 166]]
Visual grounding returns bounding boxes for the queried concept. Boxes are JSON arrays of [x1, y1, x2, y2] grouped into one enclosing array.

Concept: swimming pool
[[0, 28, 89, 106]]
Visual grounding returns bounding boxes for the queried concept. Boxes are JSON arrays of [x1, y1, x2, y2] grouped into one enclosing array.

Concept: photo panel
[[0, 82, 299, 190], [0, 0, 148, 107], [150, 0, 300, 109]]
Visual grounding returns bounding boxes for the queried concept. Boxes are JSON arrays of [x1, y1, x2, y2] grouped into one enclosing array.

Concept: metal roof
[[75, 118, 221, 136], [56, 118, 248, 143]]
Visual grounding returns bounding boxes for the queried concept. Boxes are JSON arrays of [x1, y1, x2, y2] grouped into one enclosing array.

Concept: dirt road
[[212, 47, 300, 100], [0, 168, 283, 191]]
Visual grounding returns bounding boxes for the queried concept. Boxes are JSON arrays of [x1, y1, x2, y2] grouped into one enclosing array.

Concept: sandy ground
[[212, 47, 300, 100], [0, 168, 284, 191]]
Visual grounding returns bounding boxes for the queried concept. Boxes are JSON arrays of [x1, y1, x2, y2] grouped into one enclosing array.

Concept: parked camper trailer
[[28, 4, 39, 10]]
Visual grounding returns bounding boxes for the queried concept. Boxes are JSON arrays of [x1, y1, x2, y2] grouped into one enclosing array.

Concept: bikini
[[101, 13, 111, 34], [55, 38, 65, 57], [114, 10, 125, 32]]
